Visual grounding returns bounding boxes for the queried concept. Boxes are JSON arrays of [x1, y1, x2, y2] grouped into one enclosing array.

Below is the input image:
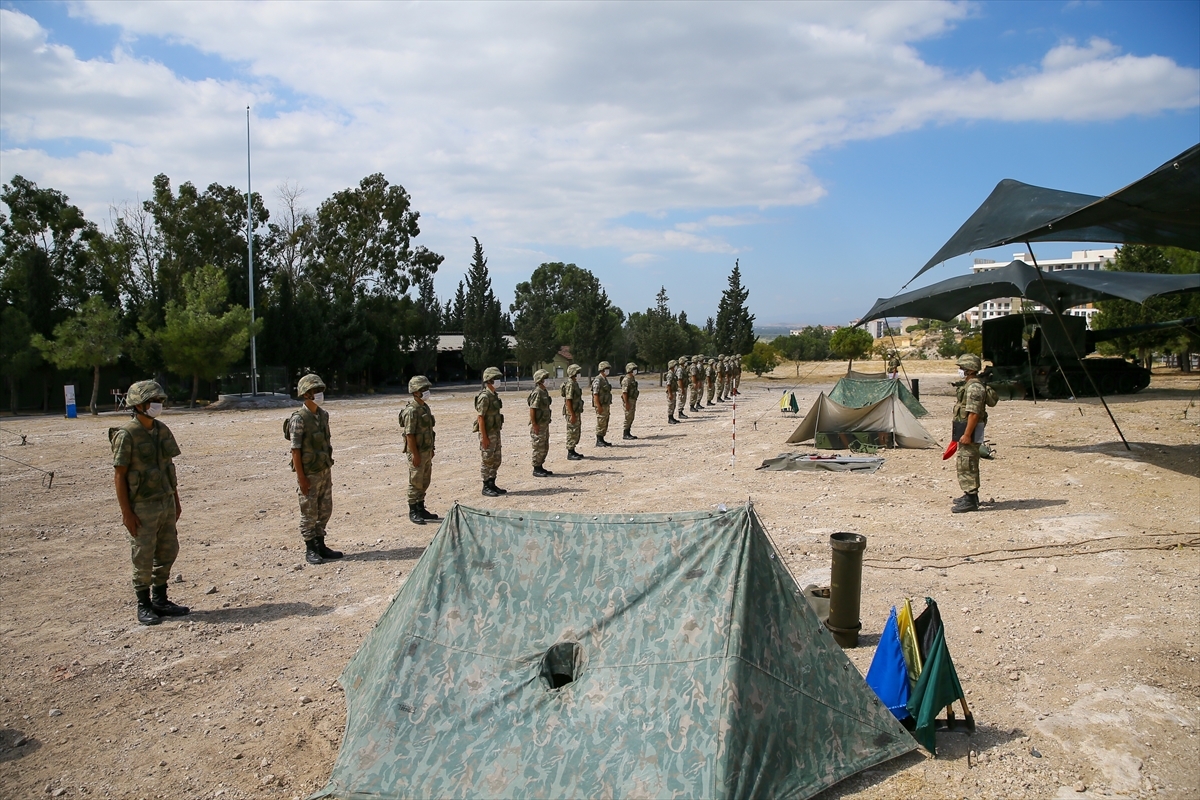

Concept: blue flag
[[865, 607, 911, 721]]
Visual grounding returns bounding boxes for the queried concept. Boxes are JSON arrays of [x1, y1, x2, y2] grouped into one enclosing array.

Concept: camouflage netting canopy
[[829, 375, 928, 418], [311, 503, 915, 800]]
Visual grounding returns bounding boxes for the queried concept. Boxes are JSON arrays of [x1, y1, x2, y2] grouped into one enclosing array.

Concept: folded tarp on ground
[[786, 392, 938, 449], [758, 453, 885, 473], [829, 375, 928, 418]]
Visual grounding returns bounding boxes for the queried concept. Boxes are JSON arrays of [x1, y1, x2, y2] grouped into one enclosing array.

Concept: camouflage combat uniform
[[290, 405, 334, 542], [705, 359, 716, 404], [953, 377, 988, 496], [592, 371, 613, 442], [561, 370, 584, 455], [111, 417, 181, 592], [400, 398, 435, 505], [665, 360, 678, 423], [716, 357, 727, 401], [688, 358, 702, 411], [474, 386, 504, 482], [528, 382, 552, 469], [675, 358, 690, 417], [621, 368, 638, 437]]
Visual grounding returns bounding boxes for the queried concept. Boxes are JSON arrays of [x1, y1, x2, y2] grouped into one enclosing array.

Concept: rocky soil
[[1, 361, 1197, 799]]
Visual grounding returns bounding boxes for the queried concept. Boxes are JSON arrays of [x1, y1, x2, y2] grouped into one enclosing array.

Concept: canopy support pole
[[1016, 302, 1038, 405], [1025, 244, 1130, 450]]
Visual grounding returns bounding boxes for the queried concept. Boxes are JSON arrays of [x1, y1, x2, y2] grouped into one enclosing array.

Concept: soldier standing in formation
[[665, 359, 679, 424], [716, 355, 727, 401], [731, 356, 742, 396], [290, 374, 344, 565], [705, 357, 716, 406], [111, 379, 189, 625], [400, 375, 438, 525], [621, 362, 639, 440], [675, 356, 690, 419], [951, 353, 995, 514], [688, 355, 703, 412], [592, 361, 614, 447], [528, 369, 554, 476], [561, 364, 585, 459], [475, 367, 507, 497]]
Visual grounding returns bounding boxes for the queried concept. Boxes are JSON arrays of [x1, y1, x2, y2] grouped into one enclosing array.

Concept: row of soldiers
[[109, 357, 743, 624]]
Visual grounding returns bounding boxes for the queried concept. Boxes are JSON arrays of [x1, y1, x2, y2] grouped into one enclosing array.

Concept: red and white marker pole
[[730, 388, 737, 468]]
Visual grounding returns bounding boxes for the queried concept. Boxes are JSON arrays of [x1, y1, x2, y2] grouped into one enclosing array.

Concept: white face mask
[[421, 390, 432, 399], [957, 369, 965, 378], [146, 402, 163, 418], [312, 392, 324, 406], [632, 369, 638, 376], [602, 369, 610, 376]]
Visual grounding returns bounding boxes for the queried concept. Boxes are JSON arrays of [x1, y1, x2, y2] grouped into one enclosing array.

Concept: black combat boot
[[418, 502, 440, 521], [668, 415, 678, 424], [409, 503, 426, 525], [135, 589, 161, 626], [623, 430, 637, 440], [482, 480, 502, 497], [706, 401, 714, 406], [567, 449, 584, 460], [150, 584, 189, 617], [305, 538, 326, 564], [533, 466, 551, 477], [678, 411, 688, 418], [488, 478, 508, 494], [317, 536, 343, 559], [951, 493, 979, 514]]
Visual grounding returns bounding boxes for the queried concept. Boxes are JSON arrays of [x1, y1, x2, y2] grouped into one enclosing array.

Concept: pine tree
[[443, 280, 465, 331], [461, 238, 507, 378], [411, 272, 441, 375], [714, 259, 756, 355]]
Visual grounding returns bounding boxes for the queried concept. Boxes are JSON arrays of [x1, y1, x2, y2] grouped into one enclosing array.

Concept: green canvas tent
[[312, 503, 915, 800], [829, 374, 928, 418], [786, 393, 937, 450]]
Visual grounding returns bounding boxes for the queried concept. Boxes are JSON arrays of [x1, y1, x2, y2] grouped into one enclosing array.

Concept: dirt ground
[[1, 360, 1197, 800]]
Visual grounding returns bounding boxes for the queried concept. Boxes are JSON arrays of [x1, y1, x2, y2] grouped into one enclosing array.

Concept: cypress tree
[[714, 260, 756, 355], [461, 237, 507, 378]]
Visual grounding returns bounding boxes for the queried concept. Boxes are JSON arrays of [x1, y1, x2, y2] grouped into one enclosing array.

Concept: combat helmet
[[956, 353, 982, 372], [297, 374, 325, 396], [598, 361, 612, 372], [409, 375, 432, 394], [567, 364, 582, 377], [533, 369, 550, 383], [668, 359, 677, 369], [482, 366, 503, 382], [126, 379, 166, 407], [625, 362, 638, 373]]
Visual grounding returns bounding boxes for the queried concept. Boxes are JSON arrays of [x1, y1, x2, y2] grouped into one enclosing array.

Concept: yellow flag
[[897, 597, 923, 688]]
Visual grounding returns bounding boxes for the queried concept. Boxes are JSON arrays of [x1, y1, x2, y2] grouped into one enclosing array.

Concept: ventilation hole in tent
[[540, 642, 580, 690]]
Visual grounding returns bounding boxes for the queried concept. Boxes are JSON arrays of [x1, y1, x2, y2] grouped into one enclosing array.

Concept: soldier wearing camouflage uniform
[[951, 353, 994, 514], [688, 355, 703, 412], [731, 356, 742, 395], [716, 355, 727, 402], [290, 374, 343, 565], [665, 359, 679, 424], [561, 364, 585, 460], [705, 358, 716, 405], [675, 356, 690, 419], [111, 379, 189, 626], [475, 367, 506, 497], [528, 369, 553, 477], [621, 362, 639, 440], [592, 361, 614, 447], [400, 375, 438, 525], [886, 349, 901, 379]]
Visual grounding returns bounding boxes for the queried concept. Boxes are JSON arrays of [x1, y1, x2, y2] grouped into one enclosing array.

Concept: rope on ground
[[860, 532, 1199, 570], [0, 426, 29, 445], [0, 452, 55, 488]]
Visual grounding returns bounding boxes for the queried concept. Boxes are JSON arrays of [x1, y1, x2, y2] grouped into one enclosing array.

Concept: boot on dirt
[[678, 411, 688, 419], [482, 480, 501, 497], [488, 478, 508, 494], [567, 449, 585, 460], [409, 503, 426, 525], [305, 538, 326, 564], [668, 414, 678, 424], [533, 466, 552, 477], [418, 502, 440, 521], [136, 589, 161, 626], [622, 430, 637, 440], [317, 536, 343, 559], [150, 584, 189, 617], [951, 493, 979, 514]]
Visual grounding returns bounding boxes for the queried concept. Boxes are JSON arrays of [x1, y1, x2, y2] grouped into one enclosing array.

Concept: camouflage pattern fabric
[[530, 427, 549, 468], [406, 452, 432, 504], [665, 376, 676, 417], [126, 495, 179, 590], [311, 503, 915, 800], [953, 378, 988, 494], [479, 433, 502, 481], [831, 376, 927, 418], [110, 419, 180, 503], [957, 442, 981, 493], [529, 384, 552, 467], [561, 379, 583, 451], [623, 398, 637, 433], [676, 366, 689, 414], [297, 467, 332, 542]]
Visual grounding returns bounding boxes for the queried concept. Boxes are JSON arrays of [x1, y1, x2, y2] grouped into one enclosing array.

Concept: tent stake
[[1025, 244, 1130, 450]]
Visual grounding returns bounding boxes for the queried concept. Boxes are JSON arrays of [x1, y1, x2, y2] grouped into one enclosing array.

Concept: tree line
[[0, 173, 758, 414]]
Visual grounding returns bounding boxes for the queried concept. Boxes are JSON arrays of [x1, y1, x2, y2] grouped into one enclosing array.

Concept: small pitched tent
[[312, 504, 915, 800], [829, 375, 928, 418], [786, 393, 937, 450]]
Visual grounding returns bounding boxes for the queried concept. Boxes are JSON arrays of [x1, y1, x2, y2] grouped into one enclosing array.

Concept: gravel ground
[[1, 360, 1197, 799]]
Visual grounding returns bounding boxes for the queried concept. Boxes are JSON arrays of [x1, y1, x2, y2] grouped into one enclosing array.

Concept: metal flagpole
[[246, 106, 258, 396]]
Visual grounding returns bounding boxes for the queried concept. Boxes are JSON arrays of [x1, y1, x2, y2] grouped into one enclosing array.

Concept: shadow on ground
[[1032, 441, 1200, 479], [187, 601, 335, 625], [981, 498, 1069, 512], [502, 487, 587, 497], [0, 729, 40, 763], [341, 546, 426, 563]]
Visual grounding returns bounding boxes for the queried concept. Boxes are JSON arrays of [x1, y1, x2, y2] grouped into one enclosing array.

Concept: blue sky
[[2, 1, 1197, 326]]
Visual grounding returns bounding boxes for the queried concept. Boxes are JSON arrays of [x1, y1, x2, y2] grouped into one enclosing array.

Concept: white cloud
[[2, 1, 1197, 272]]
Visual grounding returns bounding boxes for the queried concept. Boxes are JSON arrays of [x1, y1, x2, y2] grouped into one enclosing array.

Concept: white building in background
[[958, 248, 1117, 329]]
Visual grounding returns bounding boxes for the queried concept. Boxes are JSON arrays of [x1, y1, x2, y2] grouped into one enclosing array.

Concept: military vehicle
[[981, 313, 1195, 399]]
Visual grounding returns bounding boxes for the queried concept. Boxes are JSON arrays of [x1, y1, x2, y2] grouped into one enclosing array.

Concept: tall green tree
[[154, 265, 261, 407], [443, 280, 466, 331], [0, 304, 40, 413], [830, 326, 875, 365], [461, 238, 507, 377], [632, 287, 687, 372], [511, 261, 622, 374], [30, 296, 124, 415], [410, 272, 442, 376], [713, 259, 756, 356]]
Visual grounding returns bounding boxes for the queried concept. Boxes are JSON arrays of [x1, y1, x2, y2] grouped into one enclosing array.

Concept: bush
[[743, 342, 781, 376], [936, 329, 962, 359]]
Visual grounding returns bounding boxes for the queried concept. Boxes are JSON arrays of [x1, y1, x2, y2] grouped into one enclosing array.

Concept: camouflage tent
[[786, 392, 938, 450], [311, 503, 915, 800], [829, 374, 928, 418]]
